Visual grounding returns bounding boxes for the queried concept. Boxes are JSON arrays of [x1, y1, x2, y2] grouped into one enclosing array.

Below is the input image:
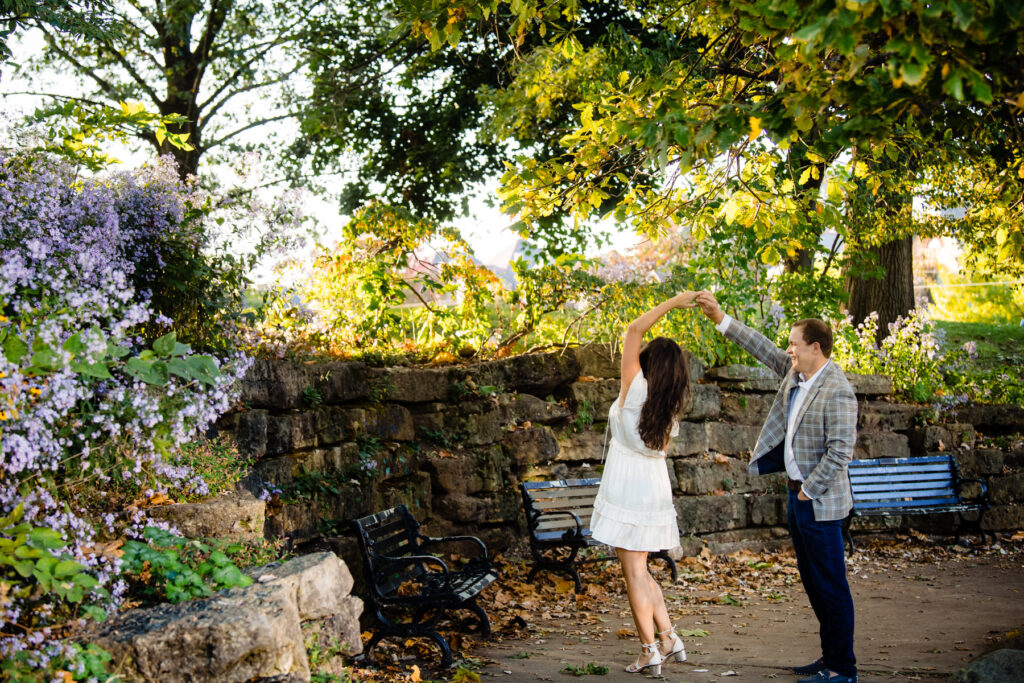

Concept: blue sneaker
[[797, 670, 857, 683], [792, 658, 826, 676]]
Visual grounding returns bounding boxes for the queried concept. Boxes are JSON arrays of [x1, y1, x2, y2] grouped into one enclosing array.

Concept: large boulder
[[706, 422, 761, 456], [708, 365, 777, 382], [954, 404, 1024, 432], [502, 427, 560, 467], [555, 429, 606, 462], [719, 392, 772, 425], [369, 367, 452, 403], [87, 553, 364, 683], [573, 344, 620, 378], [684, 383, 721, 420], [853, 432, 911, 460], [675, 494, 748, 535], [857, 400, 918, 431], [908, 424, 976, 454], [240, 360, 368, 410], [568, 379, 621, 419], [674, 456, 776, 495], [667, 422, 709, 457], [247, 552, 363, 658], [844, 373, 893, 396], [950, 649, 1024, 683], [87, 583, 309, 682], [475, 352, 581, 395], [501, 392, 573, 425], [149, 492, 265, 541]]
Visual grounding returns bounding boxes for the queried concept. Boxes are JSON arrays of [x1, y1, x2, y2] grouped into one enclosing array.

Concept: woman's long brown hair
[[637, 337, 691, 450]]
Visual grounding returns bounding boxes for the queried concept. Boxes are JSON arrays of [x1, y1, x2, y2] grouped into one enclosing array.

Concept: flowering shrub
[[0, 151, 251, 678], [832, 304, 986, 406]]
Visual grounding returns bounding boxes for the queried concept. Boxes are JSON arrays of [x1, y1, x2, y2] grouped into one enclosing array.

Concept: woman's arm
[[619, 291, 698, 405]]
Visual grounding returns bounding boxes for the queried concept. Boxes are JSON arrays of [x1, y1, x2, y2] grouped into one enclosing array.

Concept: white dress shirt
[[716, 314, 828, 499]]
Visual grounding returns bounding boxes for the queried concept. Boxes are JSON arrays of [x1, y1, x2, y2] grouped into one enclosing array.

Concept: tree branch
[[203, 112, 296, 149]]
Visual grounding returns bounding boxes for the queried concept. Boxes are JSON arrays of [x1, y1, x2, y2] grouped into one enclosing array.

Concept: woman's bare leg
[[616, 546, 662, 671], [646, 573, 675, 652]]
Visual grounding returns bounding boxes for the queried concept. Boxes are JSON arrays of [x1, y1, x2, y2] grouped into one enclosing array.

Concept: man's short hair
[[794, 318, 833, 358]]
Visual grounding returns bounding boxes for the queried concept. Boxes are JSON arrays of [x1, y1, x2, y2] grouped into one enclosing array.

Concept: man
[[696, 291, 858, 683]]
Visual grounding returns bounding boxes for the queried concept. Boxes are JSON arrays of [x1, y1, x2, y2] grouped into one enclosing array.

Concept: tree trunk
[[845, 236, 915, 343]]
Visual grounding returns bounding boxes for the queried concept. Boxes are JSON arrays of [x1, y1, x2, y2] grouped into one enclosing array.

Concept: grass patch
[[935, 320, 1024, 365]]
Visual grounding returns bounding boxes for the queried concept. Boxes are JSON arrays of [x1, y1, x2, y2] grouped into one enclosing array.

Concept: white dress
[[590, 371, 680, 552]]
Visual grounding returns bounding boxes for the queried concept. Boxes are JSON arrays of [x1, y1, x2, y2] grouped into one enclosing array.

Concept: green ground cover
[[935, 320, 1024, 367]]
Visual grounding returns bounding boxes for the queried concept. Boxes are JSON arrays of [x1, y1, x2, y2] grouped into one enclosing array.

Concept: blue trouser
[[787, 490, 857, 677]]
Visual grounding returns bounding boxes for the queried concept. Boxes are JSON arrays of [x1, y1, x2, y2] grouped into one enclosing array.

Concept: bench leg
[[569, 565, 583, 594], [649, 550, 678, 582], [462, 598, 493, 639], [365, 606, 456, 669], [842, 515, 855, 555], [364, 629, 385, 660], [526, 544, 586, 593], [429, 630, 455, 669], [957, 509, 989, 545]]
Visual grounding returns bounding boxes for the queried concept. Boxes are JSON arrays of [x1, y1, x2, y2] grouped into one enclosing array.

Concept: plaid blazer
[[725, 319, 858, 521]]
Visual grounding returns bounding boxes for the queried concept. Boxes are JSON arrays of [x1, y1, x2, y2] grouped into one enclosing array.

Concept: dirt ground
[[350, 534, 1024, 683], [470, 539, 1024, 683]]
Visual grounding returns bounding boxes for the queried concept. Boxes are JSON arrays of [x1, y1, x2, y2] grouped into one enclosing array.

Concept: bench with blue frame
[[844, 454, 990, 553], [519, 478, 679, 593]]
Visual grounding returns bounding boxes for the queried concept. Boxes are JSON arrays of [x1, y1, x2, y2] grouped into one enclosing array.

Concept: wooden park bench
[[844, 454, 991, 553], [519, 478, 679, 593], [351, 505, 498, 668]]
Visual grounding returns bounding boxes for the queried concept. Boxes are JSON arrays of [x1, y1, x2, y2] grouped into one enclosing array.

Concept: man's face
[[786, 325, 819, 375]]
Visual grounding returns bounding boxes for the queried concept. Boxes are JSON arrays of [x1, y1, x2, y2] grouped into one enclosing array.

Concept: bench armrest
[[956, 477, 991, 504], [420, 534, 489, 560], [531, 509, 584, 538]]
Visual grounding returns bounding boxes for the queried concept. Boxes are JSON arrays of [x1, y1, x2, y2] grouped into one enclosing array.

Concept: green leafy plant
[[560, 662, 610, 676], [572, 400, 594, 432], [302, 385, 324, 408], [305, 627, 356, 682], [120, 527, 252, 605], [175, 436, 252, 502], [0, 504, 107, 618]]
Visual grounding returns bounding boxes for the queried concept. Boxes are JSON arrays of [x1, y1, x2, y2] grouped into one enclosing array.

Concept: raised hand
[[673, 291, 699, 309], [695, 290, 724, 324]]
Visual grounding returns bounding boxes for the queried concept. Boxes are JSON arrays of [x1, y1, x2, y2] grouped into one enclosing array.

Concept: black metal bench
[[520, 478, 679, 593], [351, 505, 498, 668], [844, 454, 991, 553]]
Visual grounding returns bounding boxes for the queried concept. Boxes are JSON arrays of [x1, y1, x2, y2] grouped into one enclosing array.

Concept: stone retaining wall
[[216, 346, 1024, 562]]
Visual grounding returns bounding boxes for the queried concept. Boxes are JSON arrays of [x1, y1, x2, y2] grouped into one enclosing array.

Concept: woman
[[590, 291, 696, 675]]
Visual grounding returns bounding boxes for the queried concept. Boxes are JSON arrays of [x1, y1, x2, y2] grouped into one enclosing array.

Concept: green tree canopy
[[386, 0, 1022, 326]]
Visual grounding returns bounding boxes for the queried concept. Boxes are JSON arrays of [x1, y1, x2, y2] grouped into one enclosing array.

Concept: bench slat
[[366, 517, 410, 540], [852, 456, 952, 466], [535, 529, 595, 542], [373, 535, 417, 558], [849, 464, 953, 476], [855, 496, 960, 509], [851, 481, 954, 491], [530, 495, 598, 508], [522, 478, 600, 490], [854, 489, 956, 502], [526, 489, 600, 502], [536, 516, 594, 532], [855, 503, 984, 516], [847, 479, 950, 489]]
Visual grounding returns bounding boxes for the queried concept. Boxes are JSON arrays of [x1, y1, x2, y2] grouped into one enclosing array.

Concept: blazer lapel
[[791, 362, 831, 432]]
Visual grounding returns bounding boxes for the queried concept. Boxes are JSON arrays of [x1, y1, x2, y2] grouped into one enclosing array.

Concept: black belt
[[787, 478, 803, 492]]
